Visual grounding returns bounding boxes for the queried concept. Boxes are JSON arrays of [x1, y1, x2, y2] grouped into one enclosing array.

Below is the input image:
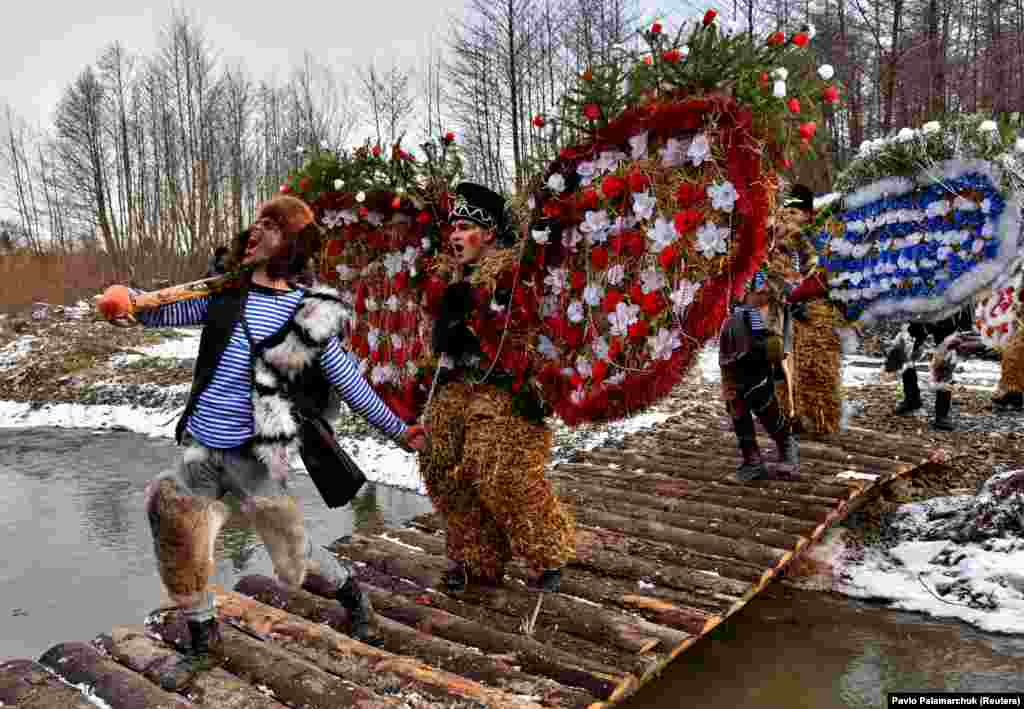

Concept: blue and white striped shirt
[[733, 304, 766, 333], [139, 285, 407, 449]]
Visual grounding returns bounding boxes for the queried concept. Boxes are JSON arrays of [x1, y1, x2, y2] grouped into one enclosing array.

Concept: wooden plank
[[96, 626, 288, 707], [232, 575, 596, 709], [0, 659, 102, 709], [38, 641, 191, 709]]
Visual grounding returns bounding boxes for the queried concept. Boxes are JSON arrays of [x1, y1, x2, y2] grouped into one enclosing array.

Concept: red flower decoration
[[787, 98, 801, 114], [583, 103, 602, 121], [578, 189, 600, 211], [298, 177, 312, 192], [603, 289, 624, 313], [416, 210, 432, 225], [372, 145, 382, 157], [703, 9, 717, 25], [799, 121, 818, 139], [658, 244, 679, 269], [543, 201, 563, 219], [393, 272, 409, 290], [663, 49, 682, 64], [601, 175, 627, 199], [628, 170, 650, 193], [628, 320, 649, 339], [359, 206, 369, 218], [642, 292, 665, 316], [643, 55, 653, 66], [676, 182, 705, 208], [591, 246, 609, 270], [443, 131, 456, 144], [570, 270, 587, 290], [532, 115, 546, 128], [791, 32, 809, 47], [391, 196, 402, 210], [823, 86, 840, 104], [591, 360, 608, 383], [767, 31, 785, 46], [651, 22, 662, 34], [674, 208, 702, 234]]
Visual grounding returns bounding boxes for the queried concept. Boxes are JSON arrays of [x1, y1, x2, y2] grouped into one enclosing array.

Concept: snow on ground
[[0, 335, 37, 370], [791, 469, 1024, 635], [109, 328, 201, 367]]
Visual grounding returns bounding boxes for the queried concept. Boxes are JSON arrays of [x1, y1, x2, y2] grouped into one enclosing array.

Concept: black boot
[[991, 391, 1024, 412], [933, 389, 954, 431], [773, 430, 799, 468], [155, 618, 220, 691], [337, 577, 380, 646], [733, 411, 768, 482], [444, 560, 467, 592], [894, 368, 923, 415]]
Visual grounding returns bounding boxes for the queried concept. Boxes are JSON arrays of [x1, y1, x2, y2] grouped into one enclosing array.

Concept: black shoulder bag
[[241, 316, 366, 508]]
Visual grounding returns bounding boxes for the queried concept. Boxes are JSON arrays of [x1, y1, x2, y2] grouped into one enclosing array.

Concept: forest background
[[1, 0, 1022, 310]]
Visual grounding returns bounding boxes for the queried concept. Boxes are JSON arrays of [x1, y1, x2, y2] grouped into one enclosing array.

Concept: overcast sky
[[1, 0, 473, 131]]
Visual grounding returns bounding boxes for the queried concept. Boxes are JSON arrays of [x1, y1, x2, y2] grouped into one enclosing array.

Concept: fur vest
[[249, 285, 347, 480]]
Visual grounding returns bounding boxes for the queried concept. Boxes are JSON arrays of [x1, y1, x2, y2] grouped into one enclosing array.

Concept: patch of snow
[[0, 335, 36, 370], [0, 400, 181, 437], [110, 328, 200, 366], [836, 471, 879, 482]]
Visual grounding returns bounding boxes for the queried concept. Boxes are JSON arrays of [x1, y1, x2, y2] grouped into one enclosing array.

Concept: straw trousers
[[420, 382, 575, 580]]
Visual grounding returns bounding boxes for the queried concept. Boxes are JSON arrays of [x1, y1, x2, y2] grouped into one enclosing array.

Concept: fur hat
[[450, 182, 517, 246]]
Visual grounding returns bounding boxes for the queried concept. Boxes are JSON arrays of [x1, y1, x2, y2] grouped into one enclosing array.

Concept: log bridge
[[1, 413, 941, 709]]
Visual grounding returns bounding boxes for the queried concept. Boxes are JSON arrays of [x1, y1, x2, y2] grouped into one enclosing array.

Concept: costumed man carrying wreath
[[99, 196, 427, 687], [421, 182, 576, 593]]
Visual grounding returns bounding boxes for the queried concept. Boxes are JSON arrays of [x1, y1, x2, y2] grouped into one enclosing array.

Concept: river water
[[3, 427, 1024, 707]]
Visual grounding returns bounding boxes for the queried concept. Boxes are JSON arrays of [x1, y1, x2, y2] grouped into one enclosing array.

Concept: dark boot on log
[[932, 389, 954, 431], [733, 411, 768, 482], [443, 560, 468, 592], [155, 618, 221, 691], [529, 568, 563, 593], [991, 391, 1024, 412], [773, 431, 800, 468], [894, 368, 923, 415], [336, 576, 381, 646]]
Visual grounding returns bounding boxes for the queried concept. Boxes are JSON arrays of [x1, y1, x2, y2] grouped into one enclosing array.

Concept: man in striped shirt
[[102, 196, 426, 687], [718, 270, 800, 481]]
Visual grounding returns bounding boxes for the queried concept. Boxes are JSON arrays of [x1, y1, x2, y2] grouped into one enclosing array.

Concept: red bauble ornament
[[591, 246, 609, 270], [703, 9, 717, 25], [767, 31, 785, 46], [663, 49, 682, 64], [651, 22, 662, 34], [823, 86, 840, 104], [799, 121, 818, 139], [583, 103, 602, 121], [787, 98, 801, 114], [791, 32, 809, 47], [601, 175, 627, 199], [532, 115, 546, 128], [628, 170, 650, 193], [416, 210, 431, 225], [391, 196, 402, 210]]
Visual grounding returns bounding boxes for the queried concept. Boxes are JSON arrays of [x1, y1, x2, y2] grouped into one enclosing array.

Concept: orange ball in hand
[[97, 285, 135, 321]]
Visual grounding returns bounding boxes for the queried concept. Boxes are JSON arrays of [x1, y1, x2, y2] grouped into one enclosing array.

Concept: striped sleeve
[[320, 338, 408, 440], [137, 296, 210, 327]]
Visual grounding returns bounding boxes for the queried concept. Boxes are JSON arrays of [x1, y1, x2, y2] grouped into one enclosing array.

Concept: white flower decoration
[[592, 336, 610, 361], [773, 80, 787, 98], [575, 356, 593, 378], [365, 297, 379, 313], [608, 302, 640, 337], [532, 228, 551, 245], [695, 223, 729, 257], [628, 131, 649, 160], [596, 150, 627, 173], [333, 178, 345, 190], [922, 121, 941, 135], [707, 181, 739, 212], [661, 137, 687, 167], [577, 160, 597, 185], [562, 226, 584, 251], [356, 191, 366, 203], [385, 295, 401, 312], [641, 268, 666, 294], [583, 284, 604, 306], [648, 327, 681, 361], [633, 192, 657, 221], [383, 251, 404, 277], [538, 335, 560, 360], [772, 67, 789, 81], [687, 134, 712, 166], [979, 120, 999, 134], [817, 64, 834, 80], [295, 145, 305, 155], [545, 267, 569, 295], [896, 127, 916, 143], [581, 210, 611, 243], [1015, 138, 1024, 153], [607, 264, 626, 286], [547, 173, 566, 193], [646, 216, 677, 252], [670, 280, 700, 314], [367, 328, 381, 350], [567, 299, 586, 323], [390, 333, 404, 349]]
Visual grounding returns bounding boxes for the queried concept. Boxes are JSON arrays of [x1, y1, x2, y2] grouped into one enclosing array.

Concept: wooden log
[[238, 574, 622, 699], [581, 449, 852, 500], [335, 534, 693, 655], [233, 576, 596, 709], [0, 659, 101, 709], [548, 466, 834, 523], [146, 608, 404, 709], [406, 516, 753, 599], [209, 589, 551, 709], [558, 486, 806, 550], [95, 626, 288, 707], [38, 641, 190, 709], [554, 479, 813, 536]]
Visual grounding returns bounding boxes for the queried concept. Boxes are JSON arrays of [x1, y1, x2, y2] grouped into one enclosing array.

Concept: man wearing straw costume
[[98, 195, 427, 686], [421, 182, 575, 593], [718, 267, 800, 482]]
